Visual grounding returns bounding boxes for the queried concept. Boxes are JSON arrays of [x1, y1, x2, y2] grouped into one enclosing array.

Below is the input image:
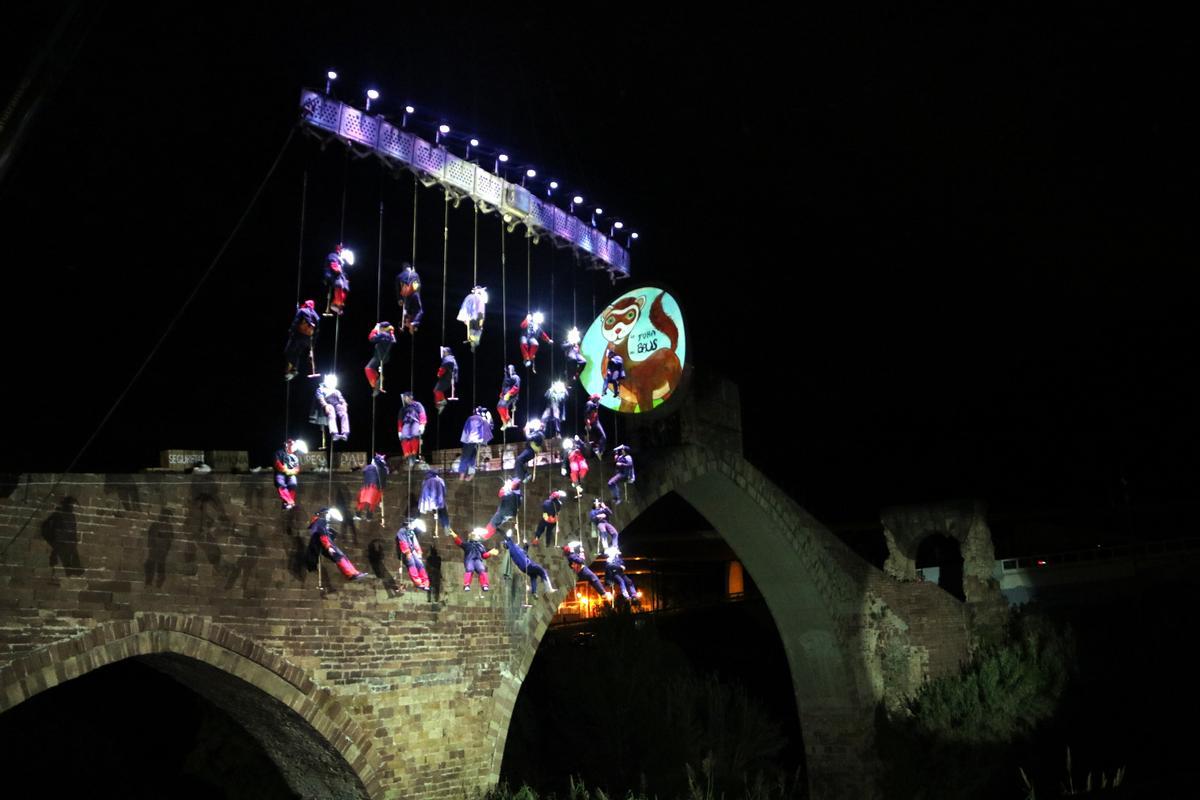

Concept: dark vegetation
[[501, 608, 804, 799]]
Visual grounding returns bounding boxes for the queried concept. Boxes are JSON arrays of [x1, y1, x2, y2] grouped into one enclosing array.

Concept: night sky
[[3, 4, 1196, 545]]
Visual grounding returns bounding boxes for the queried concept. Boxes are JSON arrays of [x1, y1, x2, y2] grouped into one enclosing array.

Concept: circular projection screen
[[580, 286, 686, 414]]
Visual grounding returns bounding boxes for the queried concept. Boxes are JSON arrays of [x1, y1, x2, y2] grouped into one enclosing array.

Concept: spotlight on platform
[[610, 220, 623, 236], [403, 104, 415, 128], [495, 153, 509, 174], [325, 70, 338, 94], [591, 207, 603, 226], [548, 180, 558, 198], [365, 88, 379, 111], [437, 123, 450, 144], [467, 137, 479, 159], [524, 167, 536, 187], [571, 195, 583, 213]]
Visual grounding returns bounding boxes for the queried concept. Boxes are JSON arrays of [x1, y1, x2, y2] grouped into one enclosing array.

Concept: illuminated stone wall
[[0, 378, 986, 799]]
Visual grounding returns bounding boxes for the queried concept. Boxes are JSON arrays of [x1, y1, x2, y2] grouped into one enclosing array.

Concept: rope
[[371, 176, 383, 458], [406, 174, 418, 531], [437, 191, 449, 453], [285, 167, 309, 439], [500, 220, 508, 461], [2, 124, 297, 558]]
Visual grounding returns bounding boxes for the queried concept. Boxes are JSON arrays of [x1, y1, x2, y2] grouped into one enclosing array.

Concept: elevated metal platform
[[299, 89, 630, 278]]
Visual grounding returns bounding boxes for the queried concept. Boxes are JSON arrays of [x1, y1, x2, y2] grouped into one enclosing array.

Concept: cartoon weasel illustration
[[599, 292, 682, 412]]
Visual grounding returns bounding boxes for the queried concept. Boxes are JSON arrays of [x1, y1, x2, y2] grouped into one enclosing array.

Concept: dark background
[[3, 3, 1196, 549]]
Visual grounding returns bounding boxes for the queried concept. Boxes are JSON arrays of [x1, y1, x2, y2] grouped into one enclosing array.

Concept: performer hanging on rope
[[273, 438, 308, 510], [608, 444, 636, 505], [496, 365, 521, 430], [395, 262, 423, 334], [519, 311, 553, 373], [562, 327, 587, 383], [394, 517, 431, 591], [603, 346, 626, 398], [354, 453, 389, 522], [502, 532, 555, 599], [484, 477, 523, 539], [456, 286, 488, 351], [450, 528, 499, 591], [603, 545, 639, 602], [515, 419, 546, 482], [323, 243, 355, 316], [308, 507, 370, 580], [590, 497, 620, 550], [365, 321, 396, 396], [284, 300, 320, 380], [532, 490, 568, 546], [418, 468, 453, 536], [563, 540, 607, 597], [311, 374, 350, 442], [562, 436, 589, 499], [434, 346, 459, 414], [584, 394, 607, 458], [397, 392, 427, 465], [458, 406, 493, 481], [540, 380, 568, 440]]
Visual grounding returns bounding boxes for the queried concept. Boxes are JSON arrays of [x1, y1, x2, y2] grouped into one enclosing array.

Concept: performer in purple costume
[[502, 532, 555, 598], [284, 300, 320, 380], [458, 406, 493, 481], [590, 498, 620, 550], [603, 546, 638, 601], [533, 490, 567, 546], [311, 374, 349, 442], [418, 468, 453, 535], [608, 444, 635, 505], [394, 518, 430, 591], [364, 321, 395, 395], [451, 529, 499, 591], [563, 541, 607, 597], [456, 286, 488, 350], [484, 477, 523, 540]]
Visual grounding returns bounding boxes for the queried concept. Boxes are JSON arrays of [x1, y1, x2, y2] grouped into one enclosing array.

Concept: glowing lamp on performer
[[339, 247, 355, 266], [292, 439, 309, 454], [531, 311, 544, 326], [567, 327, 581, 346], [410, 518, 427, 533], [322, 374, 338, 390]]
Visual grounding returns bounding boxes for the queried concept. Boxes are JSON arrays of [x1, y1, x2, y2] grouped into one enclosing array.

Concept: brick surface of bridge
[[0, 375, 992, 798]]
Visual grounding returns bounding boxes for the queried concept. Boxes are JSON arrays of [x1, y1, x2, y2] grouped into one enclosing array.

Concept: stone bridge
[[0, 376, 1000, 798]]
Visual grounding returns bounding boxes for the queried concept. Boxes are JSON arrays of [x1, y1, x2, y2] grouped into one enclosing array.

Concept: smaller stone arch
[[880, 499, 998, 603], [0, 614, 383, 799]]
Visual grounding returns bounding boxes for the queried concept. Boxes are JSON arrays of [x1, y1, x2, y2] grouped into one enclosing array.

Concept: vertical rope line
[[438, 193, 450, 453], [441, 193, 450, 344], [372, 176, 384, 458], [286, 169, 309, 439], [501, 222, 508, 458], [472, 203, 478, 409], [407, 175, 418, 522], [522, 234, 532, 539]]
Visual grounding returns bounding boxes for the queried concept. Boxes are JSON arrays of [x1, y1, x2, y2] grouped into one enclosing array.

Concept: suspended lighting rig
[[298, 88, 631, 279]]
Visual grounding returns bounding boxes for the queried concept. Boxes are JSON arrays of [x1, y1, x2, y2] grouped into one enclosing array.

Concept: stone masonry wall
[[0, 464, 581, 800]]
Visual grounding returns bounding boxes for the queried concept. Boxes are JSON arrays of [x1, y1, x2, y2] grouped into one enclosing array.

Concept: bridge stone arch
[[0, 614, 382, 798], [602, 444, 879, 797]]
